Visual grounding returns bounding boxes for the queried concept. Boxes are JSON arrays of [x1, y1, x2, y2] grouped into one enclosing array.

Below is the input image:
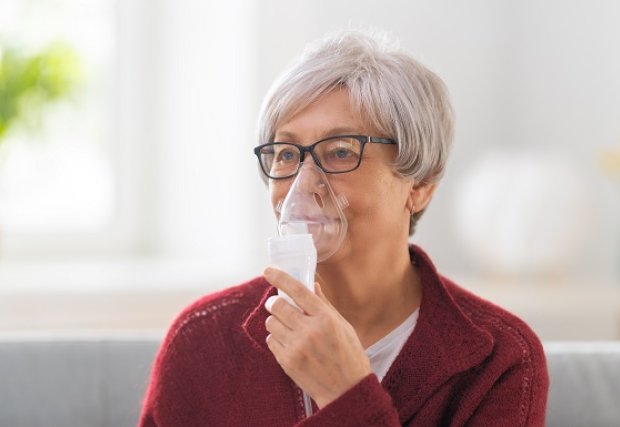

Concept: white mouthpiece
[[280, 221, 309, 235]]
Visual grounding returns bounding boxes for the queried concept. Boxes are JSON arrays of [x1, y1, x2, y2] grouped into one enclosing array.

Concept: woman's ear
[[407, 181, 437, 214]]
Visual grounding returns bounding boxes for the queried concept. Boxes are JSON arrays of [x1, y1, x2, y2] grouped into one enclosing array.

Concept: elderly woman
[[140, 31, 548, 426]]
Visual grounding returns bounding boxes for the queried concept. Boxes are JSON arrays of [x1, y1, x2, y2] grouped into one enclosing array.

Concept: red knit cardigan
[[139, 246, 549, 426]]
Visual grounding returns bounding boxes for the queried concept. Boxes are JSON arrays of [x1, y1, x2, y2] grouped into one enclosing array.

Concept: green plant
[[0, 43, 81, 146]]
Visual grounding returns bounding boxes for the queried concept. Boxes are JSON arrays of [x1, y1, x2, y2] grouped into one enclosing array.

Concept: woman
[[140, 30, 548, 426]]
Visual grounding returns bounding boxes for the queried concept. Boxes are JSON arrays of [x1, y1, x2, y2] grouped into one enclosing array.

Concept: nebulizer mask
[[267, 162, 349, 305], [276, 162, 349, 261]]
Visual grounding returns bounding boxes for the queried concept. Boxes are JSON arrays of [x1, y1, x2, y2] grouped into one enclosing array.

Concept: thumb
[[315, 282, 333, 307]]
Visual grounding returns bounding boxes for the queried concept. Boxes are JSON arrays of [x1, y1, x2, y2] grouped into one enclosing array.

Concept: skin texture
[[263, 88, 437, 409]]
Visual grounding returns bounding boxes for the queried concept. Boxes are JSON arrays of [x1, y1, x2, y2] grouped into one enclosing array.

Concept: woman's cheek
[[269, 181, 288, 208]]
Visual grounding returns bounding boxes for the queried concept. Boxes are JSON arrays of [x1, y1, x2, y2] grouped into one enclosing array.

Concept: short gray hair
[[257, 30, 454, 235]]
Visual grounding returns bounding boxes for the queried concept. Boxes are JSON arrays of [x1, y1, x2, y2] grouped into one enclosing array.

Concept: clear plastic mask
[[276, 162, 349, 262]]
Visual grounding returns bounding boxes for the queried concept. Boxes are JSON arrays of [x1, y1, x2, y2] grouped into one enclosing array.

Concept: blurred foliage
[[0, 43, 81, 146]]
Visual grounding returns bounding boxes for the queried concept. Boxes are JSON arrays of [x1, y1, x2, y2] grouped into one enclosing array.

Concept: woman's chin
[[317, 239, 352, 266]]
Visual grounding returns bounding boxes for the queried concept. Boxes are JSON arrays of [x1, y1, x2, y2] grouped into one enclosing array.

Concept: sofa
[[0, 334, 618, 427]]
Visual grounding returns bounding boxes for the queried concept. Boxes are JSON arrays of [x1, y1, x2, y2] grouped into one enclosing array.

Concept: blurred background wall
[[0, 0, 619, 339]]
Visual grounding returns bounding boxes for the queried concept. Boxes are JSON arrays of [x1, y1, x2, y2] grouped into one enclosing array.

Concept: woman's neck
[[316, 243, 422, 348]]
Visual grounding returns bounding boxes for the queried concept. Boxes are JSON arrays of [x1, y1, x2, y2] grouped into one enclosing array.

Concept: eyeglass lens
[[259, 136, 363, 178]]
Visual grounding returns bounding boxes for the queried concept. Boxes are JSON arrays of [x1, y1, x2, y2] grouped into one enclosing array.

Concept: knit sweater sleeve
[[295, 374, 401, 427], [137, 307, 197, 427], [138, 282, 262, 427], [464, 339, 549, 427], [137, 327, 172, 427]]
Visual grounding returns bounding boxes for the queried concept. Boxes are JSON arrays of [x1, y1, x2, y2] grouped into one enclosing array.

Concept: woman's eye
[[334, 148, 352, 159], [327, 145, 358, 161], [277, 148, 297, 162]]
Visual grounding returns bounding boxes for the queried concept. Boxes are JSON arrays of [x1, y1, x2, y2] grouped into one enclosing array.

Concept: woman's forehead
[[273, 89, 379, 141]]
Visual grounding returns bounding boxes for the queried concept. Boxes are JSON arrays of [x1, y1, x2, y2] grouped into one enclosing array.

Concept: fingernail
[[265, 295, 279, 313], [264, 267, 274, 279]]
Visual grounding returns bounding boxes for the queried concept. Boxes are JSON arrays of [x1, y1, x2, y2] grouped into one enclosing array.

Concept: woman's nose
[[296, 162, 329, 196]]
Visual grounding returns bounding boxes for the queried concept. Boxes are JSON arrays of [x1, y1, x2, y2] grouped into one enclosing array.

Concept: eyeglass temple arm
[[368, 136, 397, 145]]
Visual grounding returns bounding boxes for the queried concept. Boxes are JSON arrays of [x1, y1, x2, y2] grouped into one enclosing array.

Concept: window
[[0, 0, 119, 255], [0, 1, 266, 293]]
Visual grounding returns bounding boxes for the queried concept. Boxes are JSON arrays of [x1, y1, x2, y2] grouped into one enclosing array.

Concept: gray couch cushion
[[545, 342, 620, 427], [0, 333, 160, 427], [1, 335, 619, 426]]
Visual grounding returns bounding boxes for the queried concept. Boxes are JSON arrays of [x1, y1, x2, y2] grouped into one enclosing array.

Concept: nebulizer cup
[[267, 162, 349, 306]]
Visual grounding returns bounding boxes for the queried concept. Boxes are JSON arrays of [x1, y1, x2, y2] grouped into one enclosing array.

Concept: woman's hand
[[263, 267, 372, 409]]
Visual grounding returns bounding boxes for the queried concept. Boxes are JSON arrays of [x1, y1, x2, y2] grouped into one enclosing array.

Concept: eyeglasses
[[253, 134, 396, 179]]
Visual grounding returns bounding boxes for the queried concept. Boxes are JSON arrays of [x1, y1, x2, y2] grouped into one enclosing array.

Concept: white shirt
[[303, 308, 419, 417], [365, 308, 419, 382]]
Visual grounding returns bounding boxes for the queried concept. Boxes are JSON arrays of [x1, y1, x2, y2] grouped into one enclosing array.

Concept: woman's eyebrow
[[275, 126, 362, 142], [273, 130, 298, 141], [320, 126, 361, 137]]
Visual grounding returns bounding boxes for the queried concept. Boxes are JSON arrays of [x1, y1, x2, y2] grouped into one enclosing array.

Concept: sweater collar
[[241, 245, 494, 421], [384, 245, 494, 423]]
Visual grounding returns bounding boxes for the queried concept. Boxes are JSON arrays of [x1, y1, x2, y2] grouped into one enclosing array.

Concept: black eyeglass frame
[[253, 134, 397, 179]]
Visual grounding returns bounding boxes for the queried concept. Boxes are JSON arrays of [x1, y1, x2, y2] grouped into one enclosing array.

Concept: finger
[[265, 315, 292, 346], [265, 295, 305, 330], [264, 267, 321, 314], [315, 282, 326, 301], [315, 282, 335, 309], [265, 333, 287, 364]]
